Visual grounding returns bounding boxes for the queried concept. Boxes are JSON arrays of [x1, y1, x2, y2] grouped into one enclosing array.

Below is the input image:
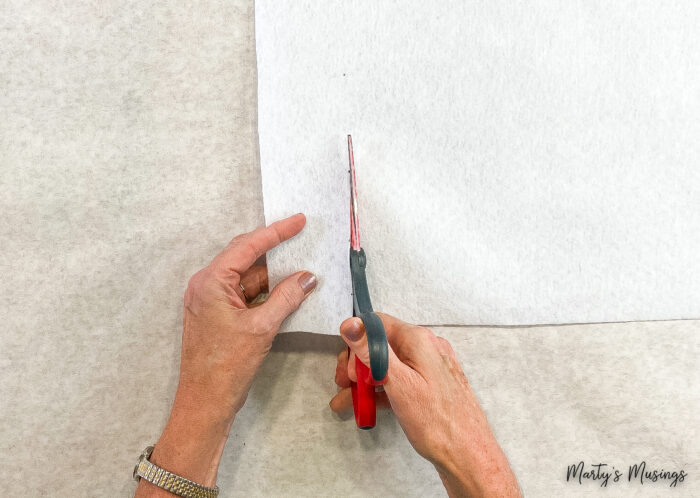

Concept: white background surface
[[257, 0, 700, 332], [1, 2, 698, 496]]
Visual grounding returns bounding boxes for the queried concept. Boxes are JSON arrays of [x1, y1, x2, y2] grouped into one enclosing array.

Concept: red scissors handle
[[350, 347, 388, 429], [350, 350, 376, 428]]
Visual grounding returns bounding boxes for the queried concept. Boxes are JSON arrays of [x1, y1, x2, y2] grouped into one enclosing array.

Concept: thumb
[[339, 316, 413, 387], [262, 271, 317, 329], [339, 317, 371, 367]]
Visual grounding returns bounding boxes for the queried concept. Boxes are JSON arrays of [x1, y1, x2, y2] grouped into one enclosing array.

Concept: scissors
[[347, 135, 389, 430]]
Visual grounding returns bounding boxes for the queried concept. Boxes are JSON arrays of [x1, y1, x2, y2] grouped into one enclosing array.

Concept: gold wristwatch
[[133, 445, 219, 498]]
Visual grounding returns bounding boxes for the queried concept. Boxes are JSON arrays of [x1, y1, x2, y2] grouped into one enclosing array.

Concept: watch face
[[133, 446, 154, 480]]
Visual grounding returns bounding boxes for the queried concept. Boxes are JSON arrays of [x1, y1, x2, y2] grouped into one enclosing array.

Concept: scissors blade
[[348, 135, 361, 250]]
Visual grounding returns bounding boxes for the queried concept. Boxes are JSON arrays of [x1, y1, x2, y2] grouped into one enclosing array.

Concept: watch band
[[133, 445, 219, 498]]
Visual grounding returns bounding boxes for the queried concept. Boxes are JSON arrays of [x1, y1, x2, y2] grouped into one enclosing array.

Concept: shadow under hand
[[270, 331, 344, 355]]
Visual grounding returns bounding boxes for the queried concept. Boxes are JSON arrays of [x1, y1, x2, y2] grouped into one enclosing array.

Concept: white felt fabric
[[257, 0, 700, 333], [1, 2, 698, 497]]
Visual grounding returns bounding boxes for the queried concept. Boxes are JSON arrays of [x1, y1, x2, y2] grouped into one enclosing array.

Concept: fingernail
[[298, 272, 317, 295], [342, 318, 363, 342]]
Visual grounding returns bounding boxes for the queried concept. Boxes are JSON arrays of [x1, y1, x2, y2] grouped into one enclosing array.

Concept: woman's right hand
[[330, 313, 521, 498]]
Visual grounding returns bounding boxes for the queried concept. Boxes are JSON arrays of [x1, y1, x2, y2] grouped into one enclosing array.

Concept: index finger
[[214, 213, 306, 274], [335, 349, 351, 388]]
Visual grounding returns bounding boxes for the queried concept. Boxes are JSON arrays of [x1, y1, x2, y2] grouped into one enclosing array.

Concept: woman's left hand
[[178, 212, 316, 418], [136, 213, 316, 496]]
